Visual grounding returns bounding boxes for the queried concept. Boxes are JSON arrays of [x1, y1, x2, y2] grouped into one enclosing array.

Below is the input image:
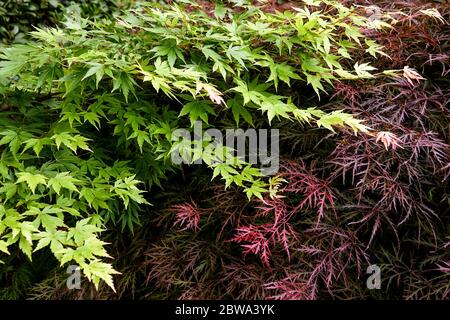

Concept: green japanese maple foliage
[[0, 0, 390, 290], [0, 0, 139, 44]]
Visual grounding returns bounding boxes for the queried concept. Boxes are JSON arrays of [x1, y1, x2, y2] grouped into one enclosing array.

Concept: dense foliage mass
[[0, 0, 448, 300], [0, 0, 138, 44]]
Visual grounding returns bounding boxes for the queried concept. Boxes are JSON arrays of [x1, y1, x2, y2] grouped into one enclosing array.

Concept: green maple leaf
[[24, 206, 65, 231], [228, 96, 253, 126], [266, 61, 301, 89], [22, 138, 51, 157], [19, 235, 33, 260], [67, 218, 104, 246], [34, 229, 67, 254], [259, 95, 295, 123], [0, 182, 17, 202], [82, 260, 121, 292], [51, 133, 92, 153], [16, 172, 48, 194], [179, 101, 216, 125], [354, 62, 377, 78], [150, 39, 185, 68], [0, 240, 9, 255], [226, 45, 253, 69], [47, 172, 80, 195], [244, 179, 267, 200], [82, 62, 105, 87]]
